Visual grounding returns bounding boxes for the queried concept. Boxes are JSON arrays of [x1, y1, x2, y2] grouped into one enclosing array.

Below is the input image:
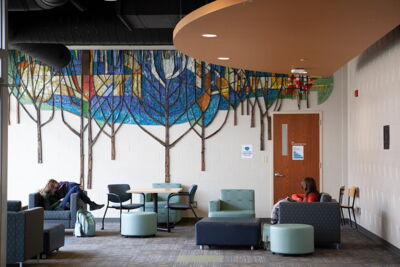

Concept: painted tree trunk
[[165, 145, 170, 183], [233, 107, 238, 126], [267, 114, 272, 140], [36, 109, 43, 163], [260, 113, 265, 151], [165, 121, 171, 183], [17, 101, 20, 124], [79, 95, 85, 189], [111, 123, 116, 160], [250, 104, 256, 128], [87, 118, 93, 189], [241, 101, 244, 115], [201, 123, 206, 171]]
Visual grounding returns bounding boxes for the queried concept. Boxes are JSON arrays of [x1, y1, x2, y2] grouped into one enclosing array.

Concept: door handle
[[274, 172, 284, 177]]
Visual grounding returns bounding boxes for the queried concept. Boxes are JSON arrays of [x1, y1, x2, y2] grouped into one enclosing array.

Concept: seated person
[[40, 179, 104, 211], [271, 177, 320, 224]]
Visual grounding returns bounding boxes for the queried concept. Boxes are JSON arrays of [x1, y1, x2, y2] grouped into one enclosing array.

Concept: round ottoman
[[121, 211, 157, 237], [270, 224, 314, 255]]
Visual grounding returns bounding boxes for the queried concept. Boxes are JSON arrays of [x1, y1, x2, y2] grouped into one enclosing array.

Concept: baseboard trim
[[344, 219, 400, 256]]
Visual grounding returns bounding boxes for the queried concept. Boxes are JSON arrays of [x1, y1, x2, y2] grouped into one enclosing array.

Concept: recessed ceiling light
[[218, 57, 230, 61], [202, 34, 217, 38], [291, 68, 307, 74], [300, 58, 305, 62]]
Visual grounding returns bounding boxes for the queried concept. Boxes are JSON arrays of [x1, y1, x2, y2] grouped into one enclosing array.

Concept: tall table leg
[[152, 193, 158, 213], [153, 193, 166, 231]]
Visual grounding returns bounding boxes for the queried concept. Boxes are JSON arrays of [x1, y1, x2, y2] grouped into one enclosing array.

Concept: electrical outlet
[[192, 201, 197, 208], [355, 207, 361, 216]]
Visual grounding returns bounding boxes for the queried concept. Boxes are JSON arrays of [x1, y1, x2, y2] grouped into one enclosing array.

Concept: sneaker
[[89, 203, 104, 211]]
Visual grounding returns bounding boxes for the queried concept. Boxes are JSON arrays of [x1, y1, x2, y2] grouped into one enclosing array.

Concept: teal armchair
[[208, 189, 255, 218], [144, 183, 182, 224]]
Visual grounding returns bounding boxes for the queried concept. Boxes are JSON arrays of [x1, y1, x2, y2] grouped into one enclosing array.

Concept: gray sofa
[[7, 200, 44, 266], [29, 192, 87, 229], [279, 198, 341, 247]]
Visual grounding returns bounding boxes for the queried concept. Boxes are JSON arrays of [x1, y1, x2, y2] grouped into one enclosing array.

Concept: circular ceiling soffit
[[173, 0, 400, 76]]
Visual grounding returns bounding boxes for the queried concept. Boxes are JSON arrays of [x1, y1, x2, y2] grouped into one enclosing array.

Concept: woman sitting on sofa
[[40, 179, 104, 211], [271, 177, 320, 224], [291, 177, 320, 202]]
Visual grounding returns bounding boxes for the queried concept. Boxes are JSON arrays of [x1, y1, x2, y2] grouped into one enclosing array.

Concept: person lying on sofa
[[40, 179, 104, 211], [271, 177, 320, 224]]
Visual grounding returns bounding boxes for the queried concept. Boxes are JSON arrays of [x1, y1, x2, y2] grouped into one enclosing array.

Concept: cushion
[[320, 193, 332, 202], [220, 189, 255, 211], [208, 210, 255, 218], [110, 203, 144, 209], [44, 210, 71, 220], [7, 201, 22, 212]]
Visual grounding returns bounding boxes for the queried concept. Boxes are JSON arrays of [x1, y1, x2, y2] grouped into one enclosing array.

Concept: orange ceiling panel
[[173, 0, 400, 76]]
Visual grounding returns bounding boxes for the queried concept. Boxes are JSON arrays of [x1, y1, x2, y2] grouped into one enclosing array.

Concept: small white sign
[[292, 145, 304, 160], [241, 145, 253, 159]]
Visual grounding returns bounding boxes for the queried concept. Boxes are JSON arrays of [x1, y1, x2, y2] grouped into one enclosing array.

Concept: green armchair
[[208, 189, 255, 218], [144, 183, 182, 224]]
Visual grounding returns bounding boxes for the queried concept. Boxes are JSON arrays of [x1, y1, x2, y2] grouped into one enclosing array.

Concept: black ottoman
[[195, 217, 261, 250], [43, 224, 65, 257]]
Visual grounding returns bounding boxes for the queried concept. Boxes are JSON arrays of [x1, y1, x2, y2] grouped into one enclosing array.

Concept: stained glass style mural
[[8, 49, 334, 188]]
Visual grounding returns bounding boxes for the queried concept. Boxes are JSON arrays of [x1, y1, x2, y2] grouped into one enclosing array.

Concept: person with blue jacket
[[40, 179, 104, 211]]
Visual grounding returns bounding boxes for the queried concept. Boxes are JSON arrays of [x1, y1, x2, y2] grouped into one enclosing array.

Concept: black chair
[[101, 184, 145, 230], [166, 184, 198, 232]]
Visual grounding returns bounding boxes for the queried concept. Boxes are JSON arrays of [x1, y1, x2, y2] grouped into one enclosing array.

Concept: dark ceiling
[[8, 0, 213, 67]]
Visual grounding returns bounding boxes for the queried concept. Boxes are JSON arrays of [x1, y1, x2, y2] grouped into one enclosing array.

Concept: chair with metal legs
[[101, 184, 145, 231], [166, 184, 198, 232], [340, 186, 358, 229], [338, 186, 345, 225]]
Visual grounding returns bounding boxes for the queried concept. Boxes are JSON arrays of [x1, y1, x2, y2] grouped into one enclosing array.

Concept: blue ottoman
[[270, 224, 314, 255], [121, 211, 157, 237], [195, 217, 261, 250], [42, 224, 65, 257]]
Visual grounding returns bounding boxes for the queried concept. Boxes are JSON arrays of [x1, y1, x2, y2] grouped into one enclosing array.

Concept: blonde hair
[[40, 179, 59, 196]]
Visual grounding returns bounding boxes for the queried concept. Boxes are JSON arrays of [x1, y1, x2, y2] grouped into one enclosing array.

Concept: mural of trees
[[8, 50, 58, 163], [58, 50, 89, 188], [124, 50, 200, 182], [8, 49, 333, 187], [93, 50, 128, 161], [188, 62, 230, 171]]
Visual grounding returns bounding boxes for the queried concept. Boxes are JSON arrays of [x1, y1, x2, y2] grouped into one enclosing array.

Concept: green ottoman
[[121, 211, 157, 237], [270, 224, 314, 255]]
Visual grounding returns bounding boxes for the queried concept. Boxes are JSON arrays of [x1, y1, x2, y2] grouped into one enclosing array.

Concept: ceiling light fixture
[[217, 57, 230, 61], [202, 34, 217, 38], [291, 68, 307, 74]]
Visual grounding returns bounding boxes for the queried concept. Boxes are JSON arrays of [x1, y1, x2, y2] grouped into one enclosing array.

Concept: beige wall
[[346, 27, 400, 248], [7, 70, 347, 220]]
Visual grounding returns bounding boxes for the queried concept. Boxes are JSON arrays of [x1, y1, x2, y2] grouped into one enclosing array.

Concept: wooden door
[[273, 113, 320, 203]]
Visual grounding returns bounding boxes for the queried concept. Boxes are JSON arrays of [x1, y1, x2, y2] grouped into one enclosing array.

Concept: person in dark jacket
[[40, 179, 104, 211]]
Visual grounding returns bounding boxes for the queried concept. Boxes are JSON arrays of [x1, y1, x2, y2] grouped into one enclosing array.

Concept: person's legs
[[60, 185, 103, 210], [60, 186, 79, 209]]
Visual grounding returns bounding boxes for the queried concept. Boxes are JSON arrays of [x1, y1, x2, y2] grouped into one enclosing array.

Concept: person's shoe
[[89, 203, 104, 211]]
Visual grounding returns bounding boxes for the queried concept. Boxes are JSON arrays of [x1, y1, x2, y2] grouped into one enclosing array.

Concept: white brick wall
[[347, 26, 400, 248]]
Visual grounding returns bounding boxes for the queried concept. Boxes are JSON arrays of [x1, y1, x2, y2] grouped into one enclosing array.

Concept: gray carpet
[[20, 219, 400, 266]]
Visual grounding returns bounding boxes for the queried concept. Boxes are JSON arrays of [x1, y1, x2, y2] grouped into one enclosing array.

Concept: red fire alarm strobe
[[354, 90, 359, 97]]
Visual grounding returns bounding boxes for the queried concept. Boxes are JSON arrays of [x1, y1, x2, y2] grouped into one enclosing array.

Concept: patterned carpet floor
[[19, 219, 400, 267]]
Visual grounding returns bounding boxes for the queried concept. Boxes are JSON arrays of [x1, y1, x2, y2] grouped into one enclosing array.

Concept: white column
[[0, 0, 8, 266]]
